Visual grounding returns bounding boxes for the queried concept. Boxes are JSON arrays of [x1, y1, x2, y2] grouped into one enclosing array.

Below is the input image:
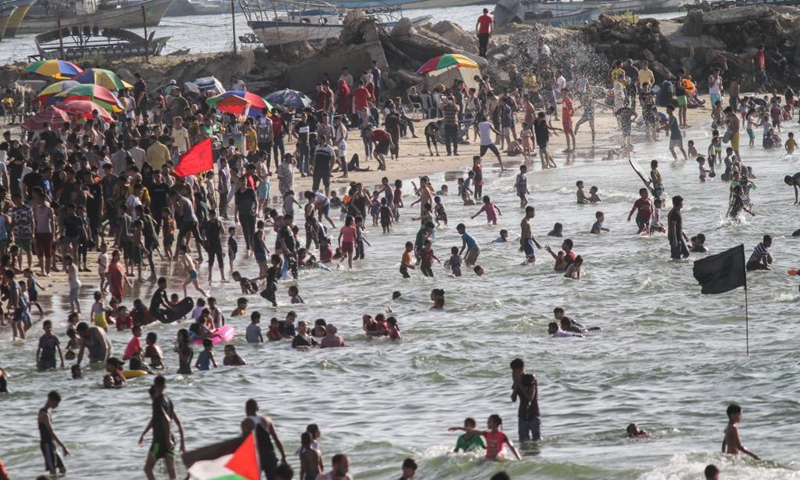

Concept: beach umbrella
[[60, 100, 116, 123], [415, 54, 479, 75], [264, 89, 312, 110], [53, 84, 123, 113], [36, 80, 80, 103], [73, 68, 133, 91], [207, 95, 251, 116], [25, 59, 83, 80], [185, 76, 226, 94], [207, 90, 273, 117], [22, 106, 71, 131]]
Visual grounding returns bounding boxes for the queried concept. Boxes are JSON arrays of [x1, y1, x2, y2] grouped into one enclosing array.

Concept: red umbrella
[[211, 95, 251, 116], [60, 100, 116, 123], [22, 106, 71, 131]]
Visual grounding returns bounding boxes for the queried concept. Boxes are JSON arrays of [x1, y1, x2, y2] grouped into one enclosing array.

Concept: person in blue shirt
[[456, 223, 480, 267]]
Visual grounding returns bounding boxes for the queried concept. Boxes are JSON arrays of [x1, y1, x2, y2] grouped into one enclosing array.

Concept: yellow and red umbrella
[[25, 59, 83, 80], [415, 54, 479, 75]]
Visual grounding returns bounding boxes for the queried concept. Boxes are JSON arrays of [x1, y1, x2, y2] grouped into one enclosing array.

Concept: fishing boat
[[32, 26, 170, 60], [0, 5, 18, 38], [4, 0, 36, 38], [314, 0, 485, 8], [520, 0, 681, 16], [240, 0, 429, 48], [166, 0, 239, 16], [19, 0, 174, 34]]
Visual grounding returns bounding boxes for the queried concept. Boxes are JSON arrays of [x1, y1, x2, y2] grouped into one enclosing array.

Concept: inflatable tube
[[122, 370, 149, 379], [156, 297, 195, 324], [191, 326, 236, 346]]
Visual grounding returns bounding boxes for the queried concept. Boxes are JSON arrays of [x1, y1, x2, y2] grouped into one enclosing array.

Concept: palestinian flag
[[187, 433, 260, 480]]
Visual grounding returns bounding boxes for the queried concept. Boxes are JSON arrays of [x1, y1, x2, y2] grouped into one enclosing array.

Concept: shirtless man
[[520, 206, 542, 264], [317, 454, 353, 480], [75, 322, 112, 365], [39, 390, 69, 477], [140, 376, 186, 480], [241, 399, 287, 480], [409, 177, 432, 216], [724, 107, 741, 159], [722, 403, 759, 460], [544, 238, 576, 272], [179, 244, 207, 298]]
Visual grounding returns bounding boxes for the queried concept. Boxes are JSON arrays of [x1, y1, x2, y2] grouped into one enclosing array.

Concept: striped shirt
[[443, 103, 459, 125], [749, 242, 769, 264]]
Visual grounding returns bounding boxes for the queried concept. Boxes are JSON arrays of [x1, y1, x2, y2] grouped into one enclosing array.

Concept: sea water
[[2, 116, 800, 480]]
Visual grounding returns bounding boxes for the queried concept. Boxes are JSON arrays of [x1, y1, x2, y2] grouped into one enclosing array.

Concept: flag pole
[[744, 285, 749, 356]]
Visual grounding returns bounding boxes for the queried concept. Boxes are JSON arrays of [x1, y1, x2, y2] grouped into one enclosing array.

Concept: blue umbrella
[[264, 89, 313, 109]]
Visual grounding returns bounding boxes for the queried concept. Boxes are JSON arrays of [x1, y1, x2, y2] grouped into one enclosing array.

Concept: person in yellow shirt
[[146, 135, 170, 170], [610, 60, 625, 87], [243, 121, 258, 154], [638, 61, 655, 88]]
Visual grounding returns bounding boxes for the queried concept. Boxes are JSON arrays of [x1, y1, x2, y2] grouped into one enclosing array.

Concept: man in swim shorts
[[39, 390, 69, 477], [142, 376, 185, 480], [520, 206, 542, 264]]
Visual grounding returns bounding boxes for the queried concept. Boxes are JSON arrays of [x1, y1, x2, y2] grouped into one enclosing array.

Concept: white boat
[[240, 0, 429, 48], [20, 0, 174, 34], [495, 0, 607, 26]]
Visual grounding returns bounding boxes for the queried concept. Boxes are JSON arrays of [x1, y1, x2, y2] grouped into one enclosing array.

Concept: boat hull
[[249, 20, 342, 47], [0, 7, 17, 39], [326, 0, 485, 8], [4, 0, 34, 38], [19, 0, 174, 34], [528, 0, 680, 15]]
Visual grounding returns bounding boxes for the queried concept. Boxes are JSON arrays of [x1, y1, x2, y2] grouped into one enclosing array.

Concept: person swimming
[[626, 423, 649, 438]]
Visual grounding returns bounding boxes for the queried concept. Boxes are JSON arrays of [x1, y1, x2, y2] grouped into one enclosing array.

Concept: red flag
[[225, 433, 260, 480], [174, 138, 213, 178]]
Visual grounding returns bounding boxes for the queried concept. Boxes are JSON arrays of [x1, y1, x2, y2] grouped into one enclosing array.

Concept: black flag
[[693, 244, 747, 294]]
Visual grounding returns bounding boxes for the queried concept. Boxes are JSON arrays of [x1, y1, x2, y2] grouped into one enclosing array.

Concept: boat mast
[[231, 0, 237, 54], [269, 0, 282, 54], [141, 5, 149, 62]]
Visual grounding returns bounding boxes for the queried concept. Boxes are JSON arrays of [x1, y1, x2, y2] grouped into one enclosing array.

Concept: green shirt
[[455, 433, 485, 452]]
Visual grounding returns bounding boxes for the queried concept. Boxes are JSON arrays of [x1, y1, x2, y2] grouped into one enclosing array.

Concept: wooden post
[[142, 5, 149, 62], [57, 9, 64, 59], [231, 0, 237, 54]]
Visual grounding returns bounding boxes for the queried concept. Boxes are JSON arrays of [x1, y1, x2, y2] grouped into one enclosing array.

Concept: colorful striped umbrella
[[36, 80, 80, 102], [25, 59, 83, 80], [22, 106, 71, 131], [53, 84, 123, 112], [60, 100, 116, 123], [415, 54, 479, 75], [207, 91, 273, 117], [73, 68, 133, 91]]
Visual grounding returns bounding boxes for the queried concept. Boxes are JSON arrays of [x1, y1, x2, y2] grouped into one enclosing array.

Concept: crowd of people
[[2, 7, 798, 478]]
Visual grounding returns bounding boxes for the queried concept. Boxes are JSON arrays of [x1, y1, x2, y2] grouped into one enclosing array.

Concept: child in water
[[471, 196, 502, 225], [448, 414, 521, 460], [590, 212, 609, 234], [452, 417, 486, 453], [588, 186, 602, 203], [626, 423, 649, 438], [722, 404, 759, 459], [547, 223, 563, 237], [195, 338, 218, 371]]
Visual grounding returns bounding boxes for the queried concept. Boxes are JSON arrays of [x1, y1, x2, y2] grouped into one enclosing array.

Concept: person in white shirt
[[477, 116, 504, 170], [555, 71, 566, 100], [333, 115, 348, 177], [172, 116, 190, 153], [538, 38, 551, 58], [548, 322, 584, 338], [231, 75, 246, 92]]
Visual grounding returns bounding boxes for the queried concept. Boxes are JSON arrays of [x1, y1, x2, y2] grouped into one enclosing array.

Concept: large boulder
[[682, 10, 704, 36], [429, 20, 478, 54], [391, 17, 414, 38]]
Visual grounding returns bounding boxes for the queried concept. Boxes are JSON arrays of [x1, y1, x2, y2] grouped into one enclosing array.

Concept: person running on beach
[[39, 390, 69, 477], [722, 403, 759, 459], [140, 376, 186, 480], [178, 244, 207, 298], [477, 117, 504, 171], [448, 414, 521, 460], [667, 195, 689, 260], [520, 206, 542, 264]]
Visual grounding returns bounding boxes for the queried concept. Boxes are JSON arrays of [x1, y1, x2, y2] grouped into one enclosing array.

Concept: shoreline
[[0, 101, 715, 318]]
